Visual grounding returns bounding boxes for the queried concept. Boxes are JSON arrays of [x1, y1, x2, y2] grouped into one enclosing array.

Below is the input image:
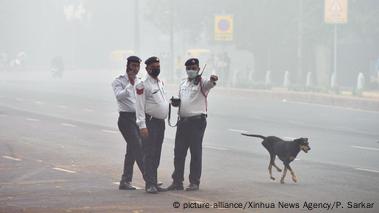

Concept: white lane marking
[[355, 168, 379, 173], [203, 145, 229, 151], [34, 100, 44, 105], [351, 145, 379, 152], [58, 105, 68, 109], [83, 108, 95, 112], [101, 129, 118, 134], [2, 155, 22, 161], [52, 167, 77, 174], [112, 182, 143, 189], [228, 128, 248, 133], [61, 123, 77, 127], [26, 118, 40, 122]]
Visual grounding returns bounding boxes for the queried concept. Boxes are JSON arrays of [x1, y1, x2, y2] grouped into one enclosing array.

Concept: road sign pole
[[333, 24, 338, 88], [325, 0, 348, 90]]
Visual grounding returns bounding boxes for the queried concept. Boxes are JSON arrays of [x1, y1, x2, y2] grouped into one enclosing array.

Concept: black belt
[[180, 114, 207, 122], [145, 113, 164, 121], [119, 111, 136, 116]]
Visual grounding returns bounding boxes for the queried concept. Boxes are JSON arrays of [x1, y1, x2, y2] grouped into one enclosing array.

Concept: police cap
[[185, 58, 199, 66], [145, 56, 160, 65], [127, 56, 142, 63]]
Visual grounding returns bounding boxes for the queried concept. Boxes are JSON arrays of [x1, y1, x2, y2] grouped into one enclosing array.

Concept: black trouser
[[171, 115, 207, 185], [118, 112, 144, 182], [142, 115, 165, 187]]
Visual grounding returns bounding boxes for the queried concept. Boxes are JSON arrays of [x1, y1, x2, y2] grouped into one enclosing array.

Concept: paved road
[[0, 80, 378, 212]]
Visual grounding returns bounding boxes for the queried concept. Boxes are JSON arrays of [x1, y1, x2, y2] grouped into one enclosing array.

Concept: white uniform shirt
[[179, 77, 215, 117], [111, 74, 139, 112], [135, 75, 169, 129]]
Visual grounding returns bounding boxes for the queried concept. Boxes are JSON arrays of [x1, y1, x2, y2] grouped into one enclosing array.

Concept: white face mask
[[186, 70, 198, 79]]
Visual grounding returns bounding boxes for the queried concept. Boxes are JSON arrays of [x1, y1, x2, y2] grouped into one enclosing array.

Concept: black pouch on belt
[[170, 96, 181, 107]]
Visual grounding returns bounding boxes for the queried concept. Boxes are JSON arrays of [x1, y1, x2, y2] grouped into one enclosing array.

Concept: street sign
[[325, 0, 348, 24], [214, 15, 233, 41]]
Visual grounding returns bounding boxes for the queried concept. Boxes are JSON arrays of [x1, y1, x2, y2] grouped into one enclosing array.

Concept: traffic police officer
[[112, 56, 144, 190], [135, 56, 169, 194], [167, 58, 218, 191]]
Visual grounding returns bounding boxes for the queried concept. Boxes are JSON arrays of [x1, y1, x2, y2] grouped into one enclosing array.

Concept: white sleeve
[[200, 77, 216, 94], [112, 79, 132, 101], [178, 81, 182, 98], [135, 82, 146, 129]]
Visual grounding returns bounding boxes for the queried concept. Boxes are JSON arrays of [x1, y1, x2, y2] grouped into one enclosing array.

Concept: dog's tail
[[241, 133, 266, 140]]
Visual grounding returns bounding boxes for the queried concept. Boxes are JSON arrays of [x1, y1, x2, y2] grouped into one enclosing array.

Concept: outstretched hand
[[210, 75, 218, 82]]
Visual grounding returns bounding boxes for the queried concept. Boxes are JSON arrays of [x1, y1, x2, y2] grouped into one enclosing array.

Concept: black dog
[[241, 134, 310, 184]]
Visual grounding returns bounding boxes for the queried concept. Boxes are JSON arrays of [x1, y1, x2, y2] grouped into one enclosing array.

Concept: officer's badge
[[136, 88, 144, 95], [136, 82, 144, 95]]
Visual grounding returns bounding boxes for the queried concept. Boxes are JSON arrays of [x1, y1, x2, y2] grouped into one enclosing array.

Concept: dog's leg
[[268, 164, 275, 180], [280, 164, 288, 184], [272, 161, 282, 172], [269, 155, 282, 172], [269, 154, 275, 180], [287, 164, 297, 183]]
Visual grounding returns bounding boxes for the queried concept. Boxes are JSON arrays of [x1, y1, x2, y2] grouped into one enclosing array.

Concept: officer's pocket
[[152, 92, 163, 103], [189, 86, 200, 98], [198, 118, 207, 131]]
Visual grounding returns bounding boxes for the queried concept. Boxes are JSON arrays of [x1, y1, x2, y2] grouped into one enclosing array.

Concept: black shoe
[[166, 182, 184, 191], [119, 181, 136, 190], [185, 183, 199, 191], [145, 185, 158, 194]]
